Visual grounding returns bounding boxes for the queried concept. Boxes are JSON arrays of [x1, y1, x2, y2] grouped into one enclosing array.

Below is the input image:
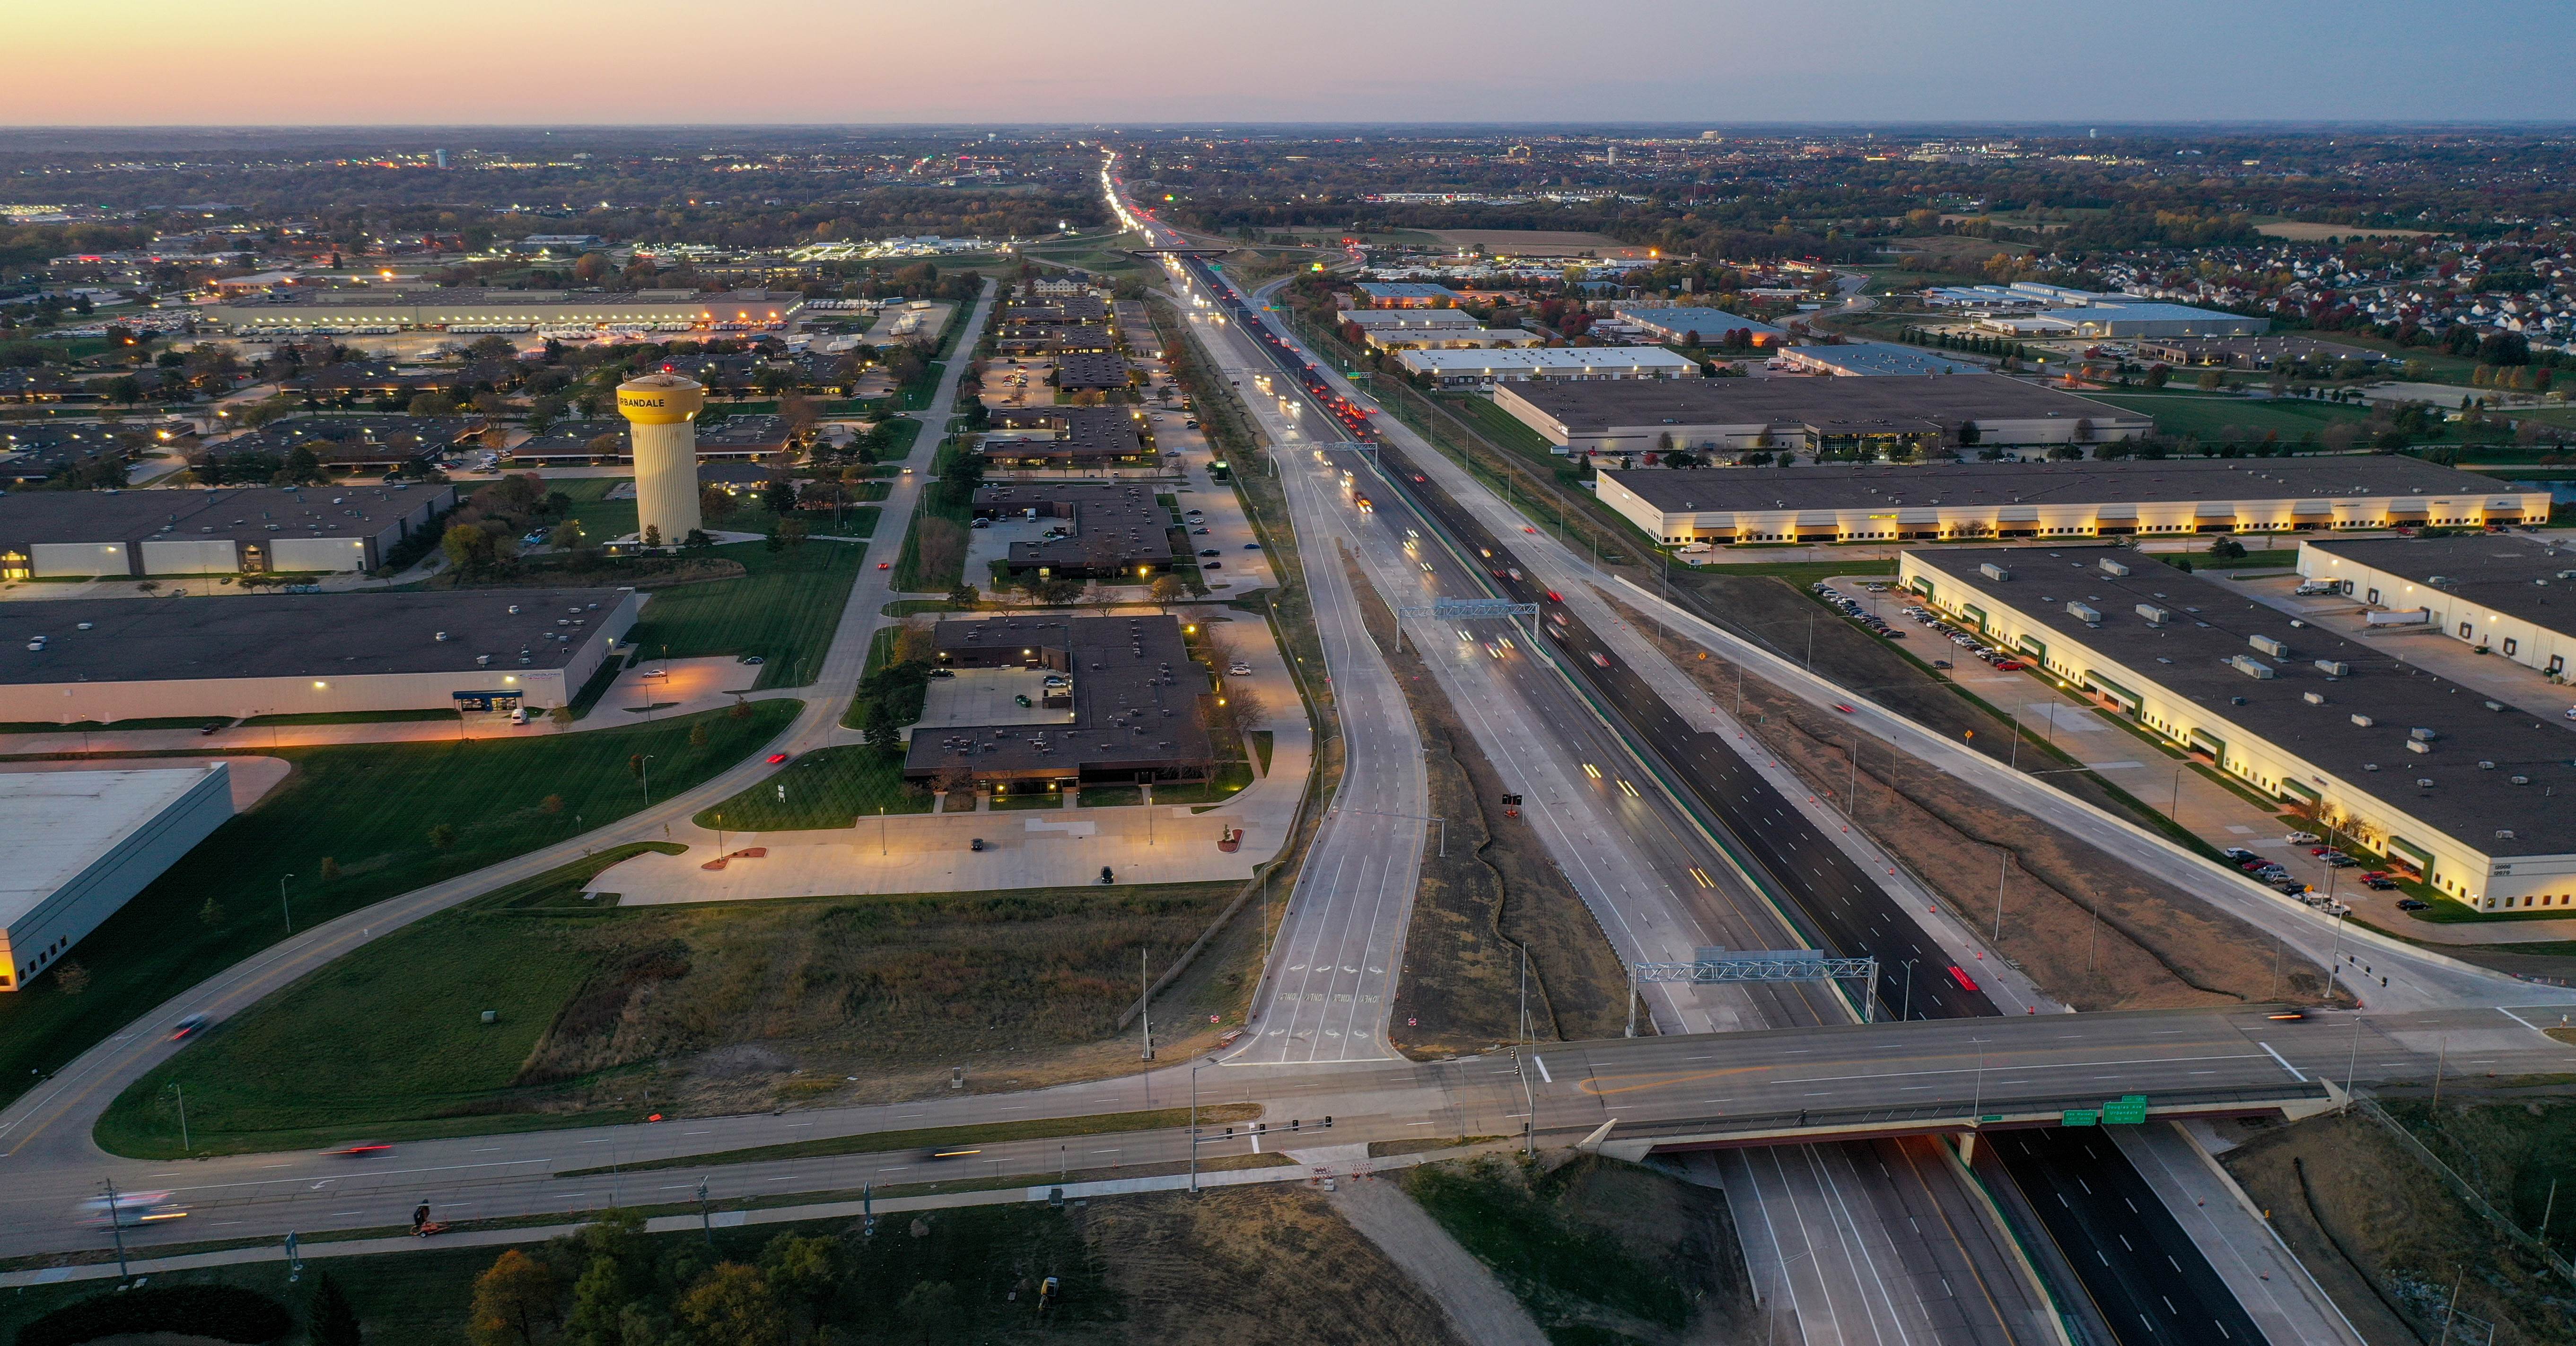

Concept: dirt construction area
[[1639, 575, 2334, 1011], [2221, 1109, 2576, 1345]]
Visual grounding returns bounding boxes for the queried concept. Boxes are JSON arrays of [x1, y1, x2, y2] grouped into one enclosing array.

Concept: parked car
[[2286, 831, 2321, 844], [2396, 898, 2430, 910], [2365, 878, 2401, 891], [2222, 848, 2259, 863], [1227, 662, 1252, 676]]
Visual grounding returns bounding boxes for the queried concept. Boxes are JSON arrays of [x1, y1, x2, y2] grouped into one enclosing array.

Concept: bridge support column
[[1957, 1131, 1977, 1165]]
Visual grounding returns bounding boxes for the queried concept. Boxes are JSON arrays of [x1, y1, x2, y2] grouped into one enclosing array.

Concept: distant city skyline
[[18, 0, 2576, 126]]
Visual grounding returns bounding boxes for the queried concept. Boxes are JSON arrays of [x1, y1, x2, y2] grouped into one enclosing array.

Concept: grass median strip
[[557, 1103, 1265, 1175]]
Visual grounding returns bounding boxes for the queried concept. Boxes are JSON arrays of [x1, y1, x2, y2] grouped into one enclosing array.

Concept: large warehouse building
[[2297, 535, 2576, 681], [1393, 347, 1701, 389], [210, 288, 803, 334], [1900, 547, 2576, 912], [0, 483, 456, 578], [1495, 374, 2150, 457], [2, 765, 235, 992], [1595, 457, 2551, 547], [0, 588, 642, 723]]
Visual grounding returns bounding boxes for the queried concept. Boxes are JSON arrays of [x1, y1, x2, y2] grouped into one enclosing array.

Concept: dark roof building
[[0, 482, 456, 577], [208, 415, 477, 471], [972, 481, 1174, 577], [1901, 546, 2576, 913], [1494, 374, 2152, 456], [1004, 294, 1108, 324], [2298, 534, 2576, 682], [0, 587, 640, 722], [694, 414, 794, 459], [508, 420, 628, 464], [1052, 351, 1131, 391], [1598, 456, 2551, 546], [2135, 336, 2402, 372], [983, 406, 1149, 468], [904, 613, 1215, 786], [0, 424, 149, 486]]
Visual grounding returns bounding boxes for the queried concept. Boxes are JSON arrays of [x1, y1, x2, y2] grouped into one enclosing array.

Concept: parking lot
[[1814, 574, 2576, 942]]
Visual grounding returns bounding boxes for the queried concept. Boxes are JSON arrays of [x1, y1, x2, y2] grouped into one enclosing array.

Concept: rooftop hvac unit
[[2513, 775, 2532, 785], [1979, 563, 2011, 582], [2407, 739, 2431, 754], [2315, 659, 2350, 676], [2499, 829, 2518, 839], [2067, 601, 2101, 623], [2303, 692, 2327, 706], [2480, 760, 2497, 770], [434, 631, 449, 642], [476, 654, 491, 665], [2099, 558, 2131, 577], [2137, 603, 2170, 625], [2351, 714, 2375, 727], [2250, 634, 2290, 658], [2484, 700, 2506, 712], [2228, 655, 2276, 680], [2410, 726, 2438, 742]]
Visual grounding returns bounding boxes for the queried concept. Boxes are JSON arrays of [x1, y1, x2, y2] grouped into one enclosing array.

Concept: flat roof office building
[[1052, 351, 1132, 391], [1340, 310, 1486, 332], [905, 613, 1215, 787], [1611, 306, 1786, 344], [1497, 374, 2148, 457], [1393, 347, 1701, 389], [0, 766, 235, 991], [1901, 547, 2576, 912], [983, 407, 1151, 469], [1596, 458, 2550, 547], [0, 588, 640, 724], [972, 481, 1175, 578], [0, 483, 457, 578], [1353, 283, 1460, 308], [1775, 342, 1986, 377], [211, 288, 803, 333], [2299, 535, 2576, 682]]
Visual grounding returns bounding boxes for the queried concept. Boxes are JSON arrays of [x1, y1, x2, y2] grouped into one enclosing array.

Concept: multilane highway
[[1175, 252, 2323, 1343], [1155, 238, 2066, 1342]]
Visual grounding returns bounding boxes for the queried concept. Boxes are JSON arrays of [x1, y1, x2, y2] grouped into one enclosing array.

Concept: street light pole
[[1188, 1063, 1200, 1194], [280, 873, 295, 934], [1901, 960, 1917, 1021]]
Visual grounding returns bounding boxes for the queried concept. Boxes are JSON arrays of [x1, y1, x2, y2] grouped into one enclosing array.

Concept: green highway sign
[[2062, 1109, 2100, 1127], [2103, 1095, 2149, 1125], [1979, 1114, 2005, 1123]]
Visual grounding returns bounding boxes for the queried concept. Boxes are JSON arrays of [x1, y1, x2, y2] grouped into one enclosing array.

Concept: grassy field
[[570, 1103, 1262, 1174], [693, 743, 934, 828], [2085, 392, 2374, 440], [893, 486, 971, 593], [1405, 1154, 1747, 1342], [238, 708, 466, 727], [623, 542, 862, 690], [1439, 393, 1567, 468], [99, 877, 1251, 1154], [0, 1184, 1465, 1346], [1158, 760, 1254, 806], [1688, 559, 1898, 585], [0, 700, 800, 1117]]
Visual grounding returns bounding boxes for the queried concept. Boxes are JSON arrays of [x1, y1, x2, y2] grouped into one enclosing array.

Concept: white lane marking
[[1533, 1055, 1552, 1084], [2258, 1041, 2308, 1082]]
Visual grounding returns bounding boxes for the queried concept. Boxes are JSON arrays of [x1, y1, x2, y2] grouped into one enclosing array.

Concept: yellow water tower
[[616, 372, 705, 547]]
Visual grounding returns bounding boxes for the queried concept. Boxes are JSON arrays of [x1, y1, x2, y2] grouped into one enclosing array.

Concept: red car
[[877, 561, 891, 570], [1545, 590, 1563, 603], [766, 753, 790, 765], [1832, 703, 1857, 714], [1947, 966, 1980, 993]]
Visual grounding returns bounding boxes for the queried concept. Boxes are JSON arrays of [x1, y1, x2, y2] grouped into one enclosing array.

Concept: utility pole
[[1139, 948, 1154, 1060], [280, 873, 295, 934], [1993, 849, 2009, 942], [101, 1178, 131, 1282], [697, 1180, 713, 1246], [171, 1083, 188, 1153]]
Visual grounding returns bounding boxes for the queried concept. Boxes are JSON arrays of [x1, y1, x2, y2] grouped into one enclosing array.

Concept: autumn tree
[[675, 1264, 784, 1346], [467, 1250, 557, 1346]]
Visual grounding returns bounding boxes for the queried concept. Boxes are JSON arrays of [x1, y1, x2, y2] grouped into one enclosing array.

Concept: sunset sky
[[15, 0, 2576, 125]]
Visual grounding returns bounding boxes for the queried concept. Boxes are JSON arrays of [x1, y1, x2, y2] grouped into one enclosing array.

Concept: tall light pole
[[280, 873, 295, 933], [1188, 1063, 1200, 1194]]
